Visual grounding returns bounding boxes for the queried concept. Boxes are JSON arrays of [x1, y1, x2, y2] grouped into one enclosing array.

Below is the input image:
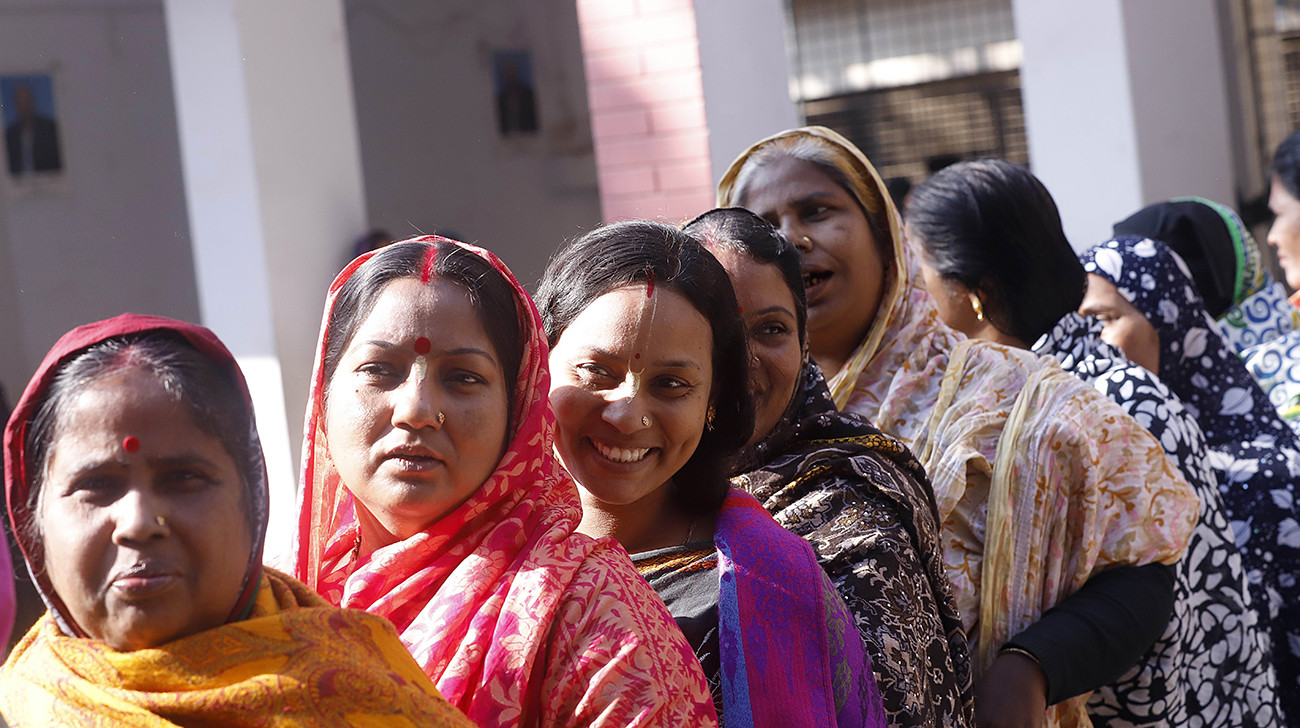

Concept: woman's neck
[[576, 482, 707, 554]]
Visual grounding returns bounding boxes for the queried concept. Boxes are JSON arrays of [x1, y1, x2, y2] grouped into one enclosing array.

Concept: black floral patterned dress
[[1036, 311, 1281, 727], [734, 361, 974, 728], [1084, 236, 1300, 721]]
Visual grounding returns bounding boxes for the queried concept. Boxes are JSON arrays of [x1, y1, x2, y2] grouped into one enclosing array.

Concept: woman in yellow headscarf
[[1, 314, 472, 727], [718, 128, 1199, 728]]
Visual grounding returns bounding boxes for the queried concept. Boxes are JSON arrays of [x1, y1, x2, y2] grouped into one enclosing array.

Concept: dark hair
[[537, 220, 754, 516], [1111, 199, 1240, 318], [1274, 127, 1300, 200], [905, 159, 1086, 343], [322, 240, 523, 418], [684, 207, 808, 342], [23, 331, 264, 561]]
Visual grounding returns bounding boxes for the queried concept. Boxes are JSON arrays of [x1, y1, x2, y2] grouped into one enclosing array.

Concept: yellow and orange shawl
[[0, 568, 473, 728], [719, 127, 1199, 728]]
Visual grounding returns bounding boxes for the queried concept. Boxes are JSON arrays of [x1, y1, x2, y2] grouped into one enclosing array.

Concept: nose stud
[[641, 415, 651, 427], [436, 411, 446, 425], [801, 236, 811, 244], [155, 516, 166, 527]]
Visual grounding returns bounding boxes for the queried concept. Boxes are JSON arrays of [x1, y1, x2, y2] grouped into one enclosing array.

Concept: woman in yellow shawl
[[718, 128, 1199, 728], [0, 314, 471, 728]]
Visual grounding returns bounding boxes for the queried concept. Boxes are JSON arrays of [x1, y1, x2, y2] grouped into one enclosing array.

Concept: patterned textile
[[0, 569, 473, 727], [293, 237, 717, 728], [638, 489, 886, 728], [1113, 196, 1298, 352], [713, 488, 885, 728], [1220, 282, 1299, 354], [1035, 312, 1282, 727], [1202, 200, 1299, 353], [1082, 236, 1300, 713], [719, 127, 1198, 728], [1243, 329, 1300, 434], [733, 361, 974, 728], [1, 314, 470, 727]]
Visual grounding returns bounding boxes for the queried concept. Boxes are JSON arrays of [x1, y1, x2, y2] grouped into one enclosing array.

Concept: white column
[[163, 0, 368, 562], [1012, 0, 1238, 251], [694, 0, 800, 186]]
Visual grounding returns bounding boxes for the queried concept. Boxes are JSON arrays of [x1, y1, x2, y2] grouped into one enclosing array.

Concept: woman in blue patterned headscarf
[[1081, 236, 1300, 710], [908, 160, 1282, 726]]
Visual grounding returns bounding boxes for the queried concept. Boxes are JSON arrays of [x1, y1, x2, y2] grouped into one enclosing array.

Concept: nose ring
[[156, 516, 166, 527], [436, 411, 446, 425], [641, 415, 651, 427]]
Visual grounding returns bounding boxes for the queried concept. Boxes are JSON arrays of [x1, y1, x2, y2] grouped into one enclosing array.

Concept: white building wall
[[694, 0, 801, 185], [344, 0, 602, 291], [1013, 0, 1236, 250], [0, 0, 198, 401]]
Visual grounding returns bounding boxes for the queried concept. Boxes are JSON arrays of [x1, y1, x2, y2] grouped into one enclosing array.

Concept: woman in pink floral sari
[[293, 236, 717, 728]]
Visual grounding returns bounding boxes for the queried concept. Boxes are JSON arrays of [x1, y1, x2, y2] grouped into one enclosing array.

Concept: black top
[[632, 542, 722, 721], [1004, 562, 1176, 705]]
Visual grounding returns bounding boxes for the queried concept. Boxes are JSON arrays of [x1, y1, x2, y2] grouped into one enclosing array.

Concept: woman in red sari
[[293, 237, 717, 728]]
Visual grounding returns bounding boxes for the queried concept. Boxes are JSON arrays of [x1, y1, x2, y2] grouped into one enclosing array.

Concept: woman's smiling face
[[712, 247, 803, 445], [547, 285, 713, 510], [324, 276, 510, 545]]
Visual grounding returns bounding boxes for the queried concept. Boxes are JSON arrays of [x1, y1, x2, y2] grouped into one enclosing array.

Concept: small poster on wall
[[1, 73, 64, 181], [493, 50, 539, 136]]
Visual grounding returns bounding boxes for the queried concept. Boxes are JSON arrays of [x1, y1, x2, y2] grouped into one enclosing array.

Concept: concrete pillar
[[1012, 0, 1238, 250], [694, 0, 800, 185], [163, 0, 368, 560], [575, 0, 797, 222]]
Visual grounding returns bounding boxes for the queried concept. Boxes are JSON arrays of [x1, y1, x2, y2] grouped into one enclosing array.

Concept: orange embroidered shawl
[[0, 569, 471, 727]]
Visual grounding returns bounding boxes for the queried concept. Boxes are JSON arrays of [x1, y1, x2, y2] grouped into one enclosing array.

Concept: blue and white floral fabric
[[1082, 236, 1300, 715], [1243, 331, 1300, 435], [1034, 313, 1282, 727]]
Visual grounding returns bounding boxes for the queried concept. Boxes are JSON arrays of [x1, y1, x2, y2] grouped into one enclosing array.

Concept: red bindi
[[414, 337, 431, 354], [634, 353, 641, 359], [122, 436, 140, 453]]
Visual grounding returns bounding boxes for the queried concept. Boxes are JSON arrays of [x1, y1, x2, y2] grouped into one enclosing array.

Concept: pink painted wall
[[575, 0, 714, 223]]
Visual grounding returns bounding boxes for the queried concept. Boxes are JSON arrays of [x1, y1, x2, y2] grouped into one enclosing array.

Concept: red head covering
[[3, 313, 268, 640], [293, 236, 717, 727]]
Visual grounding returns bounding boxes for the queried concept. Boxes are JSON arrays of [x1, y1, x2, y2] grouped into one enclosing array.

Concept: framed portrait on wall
[[493, 50, 539, 136], [1, 73, 64, 181]]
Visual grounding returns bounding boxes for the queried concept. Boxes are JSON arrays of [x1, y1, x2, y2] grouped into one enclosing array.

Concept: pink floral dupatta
[[293, 237, 717, 728]]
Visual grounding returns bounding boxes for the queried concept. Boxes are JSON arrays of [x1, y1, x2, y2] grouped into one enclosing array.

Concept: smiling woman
[[295, 238, 718, 728], [538, 221, 886, 727], [0, 314, 473, 727]]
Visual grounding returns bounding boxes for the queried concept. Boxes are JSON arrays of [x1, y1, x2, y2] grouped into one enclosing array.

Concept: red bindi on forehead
[[122, 436, 140, 453], [414, 337, 431, 354]]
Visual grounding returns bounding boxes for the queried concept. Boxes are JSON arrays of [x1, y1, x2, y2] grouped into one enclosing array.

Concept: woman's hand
[[975, 651, 1047, 728]]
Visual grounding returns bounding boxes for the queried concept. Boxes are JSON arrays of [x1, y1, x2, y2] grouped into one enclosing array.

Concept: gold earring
[[972, 297, 985, 322], [706, 405, 717, 430]]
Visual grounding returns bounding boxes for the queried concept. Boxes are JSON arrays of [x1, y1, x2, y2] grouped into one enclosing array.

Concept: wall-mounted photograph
[[1, 73, 63, 179], [493, 50, 539, 136]]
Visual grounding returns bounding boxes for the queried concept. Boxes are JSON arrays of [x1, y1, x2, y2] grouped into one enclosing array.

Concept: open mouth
[[592, 440, 652, 463], [803, 269, 832, 294]]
